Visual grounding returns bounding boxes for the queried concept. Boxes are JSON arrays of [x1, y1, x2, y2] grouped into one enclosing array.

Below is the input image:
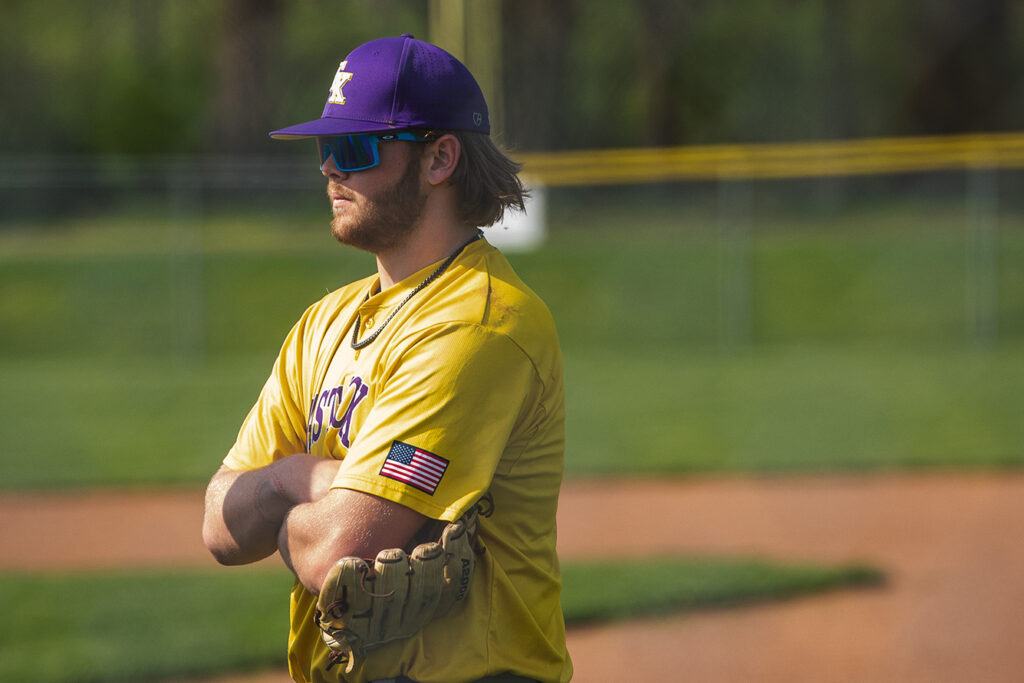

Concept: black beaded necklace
[[350, 232, 482, 350]]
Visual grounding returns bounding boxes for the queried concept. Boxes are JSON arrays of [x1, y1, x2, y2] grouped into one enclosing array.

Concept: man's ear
[[424, 134, 461, 186]]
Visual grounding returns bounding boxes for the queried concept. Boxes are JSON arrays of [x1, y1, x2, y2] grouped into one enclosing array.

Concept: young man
[[202, 34, 572, 683]]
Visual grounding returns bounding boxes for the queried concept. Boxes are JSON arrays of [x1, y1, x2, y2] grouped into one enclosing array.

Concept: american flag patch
[[380, 441, 449, 495]]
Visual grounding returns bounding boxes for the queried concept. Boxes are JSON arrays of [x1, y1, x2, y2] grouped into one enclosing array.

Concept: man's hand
[[306, 456, 343, 502], [256, 455, 342, 518]]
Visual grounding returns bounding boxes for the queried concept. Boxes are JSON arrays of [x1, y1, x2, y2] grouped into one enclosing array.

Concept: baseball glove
[[315, 501, 486, 673]]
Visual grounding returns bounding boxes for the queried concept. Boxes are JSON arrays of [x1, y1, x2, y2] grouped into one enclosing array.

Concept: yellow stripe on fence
[[517, 132, 1024, 186]]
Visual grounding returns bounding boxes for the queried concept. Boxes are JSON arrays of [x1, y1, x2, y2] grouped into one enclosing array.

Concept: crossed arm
[[202, 455, 429, 593]]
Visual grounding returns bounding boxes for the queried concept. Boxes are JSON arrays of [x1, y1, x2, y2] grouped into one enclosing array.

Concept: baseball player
[[202, 34, 572, 683]]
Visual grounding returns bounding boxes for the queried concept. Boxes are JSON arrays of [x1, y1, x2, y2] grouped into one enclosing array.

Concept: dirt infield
[[4, 472, 1024, 682]]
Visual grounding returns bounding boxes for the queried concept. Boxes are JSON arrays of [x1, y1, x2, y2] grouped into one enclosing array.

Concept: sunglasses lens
[[317, 135, 380, 171]]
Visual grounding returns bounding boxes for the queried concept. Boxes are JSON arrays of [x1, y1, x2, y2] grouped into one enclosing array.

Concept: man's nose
[[320, 154, 349, 180]]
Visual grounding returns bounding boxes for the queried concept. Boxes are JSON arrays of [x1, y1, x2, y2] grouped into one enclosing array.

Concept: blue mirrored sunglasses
[[316, 132, 430, 172]]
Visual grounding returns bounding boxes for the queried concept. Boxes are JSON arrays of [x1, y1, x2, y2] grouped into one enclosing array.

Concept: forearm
[[278, 500, 335, 593], [278, 488, 432, 594], [202, 455, 339, 566]]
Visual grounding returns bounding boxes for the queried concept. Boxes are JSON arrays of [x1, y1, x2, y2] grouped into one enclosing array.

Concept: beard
[[328, 152, 427, 253]]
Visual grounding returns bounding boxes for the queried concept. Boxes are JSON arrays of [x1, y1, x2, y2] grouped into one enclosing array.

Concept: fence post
[[965, 164, 998, 349], [167, 164, 206, 362], [718, 174, 754, 350]]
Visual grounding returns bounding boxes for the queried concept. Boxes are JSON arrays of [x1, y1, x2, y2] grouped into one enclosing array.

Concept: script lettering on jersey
[[306, 376, 369, 450]]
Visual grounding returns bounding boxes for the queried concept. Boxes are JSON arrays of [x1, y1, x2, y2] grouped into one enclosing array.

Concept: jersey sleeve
[[331, 323, 539, 520], [222, 313, 311, 471]]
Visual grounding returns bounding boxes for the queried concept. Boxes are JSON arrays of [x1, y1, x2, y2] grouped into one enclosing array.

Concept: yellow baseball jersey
[[224, 237, 572, 683]]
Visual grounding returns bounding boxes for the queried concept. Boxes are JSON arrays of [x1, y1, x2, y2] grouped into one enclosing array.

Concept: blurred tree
[[0, 0, 1021, 155], [500, 0, 576, 150], [0, 0, 217, 155], [635, 0, 706, 147], [906, 0, 1013, 134], [821, 0, 854, 140], [206, 0, 286, 152], [558, 2, 645, 148], [89, 2, 216, 155]]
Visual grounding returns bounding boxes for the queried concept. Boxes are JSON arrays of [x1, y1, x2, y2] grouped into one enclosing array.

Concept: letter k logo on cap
[[327, 61, 354, 105]]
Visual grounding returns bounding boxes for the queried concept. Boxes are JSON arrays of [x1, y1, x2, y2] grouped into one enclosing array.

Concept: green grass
[[3, 198, 1023, 356], [0, 199, 1022, 488], [564, 343, 1024, 475], [0, 559, 883, 682], [1, 341, 1022, 490], [526, 215, 1024, 348], [559, 557, 883, 623], [0, 356, 268, 488], [0, 569, 288, 683]]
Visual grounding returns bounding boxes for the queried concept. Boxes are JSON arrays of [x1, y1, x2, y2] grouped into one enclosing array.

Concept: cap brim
[[269, 116, 403, 139]]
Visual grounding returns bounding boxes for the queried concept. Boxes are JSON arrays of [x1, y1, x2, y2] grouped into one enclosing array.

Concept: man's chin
[[331, 219, 392, 253], [331, 225, 370, 251]]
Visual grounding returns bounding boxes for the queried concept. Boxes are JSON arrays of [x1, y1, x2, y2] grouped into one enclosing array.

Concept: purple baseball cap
[[269, 34, 489, 139]]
